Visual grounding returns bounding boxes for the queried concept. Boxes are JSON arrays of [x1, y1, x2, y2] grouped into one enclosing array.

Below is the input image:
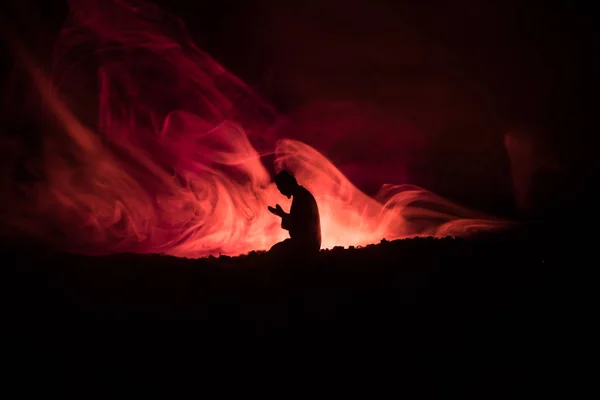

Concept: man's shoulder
[[296, 186, 317, 204], [297, 185, 314, 197]]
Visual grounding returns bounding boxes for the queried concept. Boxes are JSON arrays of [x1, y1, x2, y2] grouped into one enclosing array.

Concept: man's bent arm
[[281, 213, 292, 231]]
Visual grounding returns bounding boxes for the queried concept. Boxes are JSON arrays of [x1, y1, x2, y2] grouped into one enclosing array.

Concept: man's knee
[[269, 239, 321, 262], [269, 239, 292, 253]]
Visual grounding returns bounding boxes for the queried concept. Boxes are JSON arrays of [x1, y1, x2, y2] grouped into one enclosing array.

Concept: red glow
[[2, 0, 513, 258]]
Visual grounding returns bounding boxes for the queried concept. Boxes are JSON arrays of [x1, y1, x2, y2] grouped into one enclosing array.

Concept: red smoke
[[0, 0, 513, 258]]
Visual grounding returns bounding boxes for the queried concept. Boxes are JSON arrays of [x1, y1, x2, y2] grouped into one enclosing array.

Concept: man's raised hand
[[268, 204, 285, 217]]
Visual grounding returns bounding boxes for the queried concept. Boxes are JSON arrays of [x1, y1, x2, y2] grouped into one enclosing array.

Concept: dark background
[[1, 0, 597, 218]]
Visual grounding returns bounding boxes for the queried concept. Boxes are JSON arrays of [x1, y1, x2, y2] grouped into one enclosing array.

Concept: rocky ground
[[3, 232, 578, 396]]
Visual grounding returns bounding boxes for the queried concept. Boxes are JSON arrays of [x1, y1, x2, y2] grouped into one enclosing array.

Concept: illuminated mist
[[0, 0, 514, 258]]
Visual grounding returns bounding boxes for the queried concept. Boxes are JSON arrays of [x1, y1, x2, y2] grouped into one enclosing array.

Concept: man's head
[[274, 170, 298, 198]]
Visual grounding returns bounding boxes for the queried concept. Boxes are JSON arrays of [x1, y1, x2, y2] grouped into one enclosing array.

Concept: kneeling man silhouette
[[268, 170, 321, 257]]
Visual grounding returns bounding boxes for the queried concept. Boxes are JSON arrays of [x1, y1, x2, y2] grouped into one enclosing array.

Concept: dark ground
[[2, 224, 582, 397]]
